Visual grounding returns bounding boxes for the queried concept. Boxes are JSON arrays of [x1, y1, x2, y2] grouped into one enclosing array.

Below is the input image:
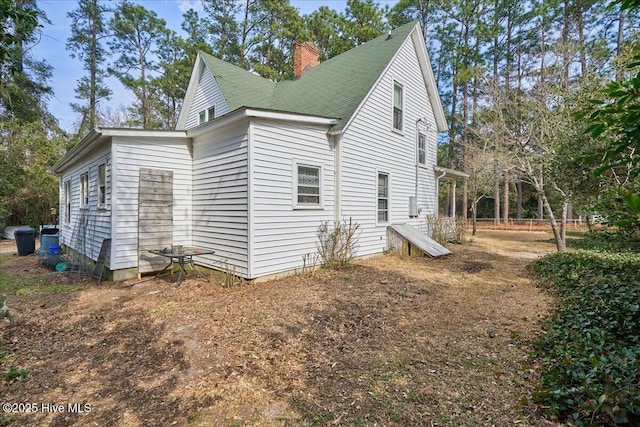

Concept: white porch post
[[451, 180, 457, 218]]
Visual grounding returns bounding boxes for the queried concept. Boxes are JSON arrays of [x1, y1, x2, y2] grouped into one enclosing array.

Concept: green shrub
[[529, 250, 640, 425], [567, 231, 640, 252]]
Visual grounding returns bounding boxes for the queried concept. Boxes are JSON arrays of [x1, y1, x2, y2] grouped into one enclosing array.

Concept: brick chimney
[[293, 41, 319, 80]]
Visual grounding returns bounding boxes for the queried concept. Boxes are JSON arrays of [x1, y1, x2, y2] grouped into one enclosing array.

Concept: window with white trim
[[377, 172, 389, 223], [393, 81, 403, 131], [98, 164, 106, 207], [80, 172, 89, 208], [198, 110, 206, 124], [295, 164, 321, 206], [207, 106, 215, 122], [64, 180, 71, 223], [418, 133, 426, 165]]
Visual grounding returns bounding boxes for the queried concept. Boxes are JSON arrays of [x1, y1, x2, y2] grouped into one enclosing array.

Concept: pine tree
[[66, 0, 111, 134], [108, 0, 169, 129]]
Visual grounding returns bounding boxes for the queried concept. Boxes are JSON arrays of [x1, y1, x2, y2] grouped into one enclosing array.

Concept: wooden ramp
[[388, 224, 451, 257]]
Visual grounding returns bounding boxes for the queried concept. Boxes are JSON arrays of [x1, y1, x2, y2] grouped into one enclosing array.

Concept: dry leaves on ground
[[0, 230, 556, 426]]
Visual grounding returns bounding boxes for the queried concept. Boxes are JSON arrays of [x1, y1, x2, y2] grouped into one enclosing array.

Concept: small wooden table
[[148, 247, 215, 286]]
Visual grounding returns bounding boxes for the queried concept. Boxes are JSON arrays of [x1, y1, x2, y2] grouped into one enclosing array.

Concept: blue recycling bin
[[39, 233, 60, 255], [14, 227, 36, 256]]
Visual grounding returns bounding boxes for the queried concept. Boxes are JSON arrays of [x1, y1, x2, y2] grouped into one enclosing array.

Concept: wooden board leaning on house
[[92, 238, 111, 284], [138, 168, 173, 274]]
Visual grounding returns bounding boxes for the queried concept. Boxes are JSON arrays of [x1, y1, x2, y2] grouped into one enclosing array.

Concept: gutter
[[53, 128, 102, 173], [187, 107, 338, 138], [54, 127, 189, 173]]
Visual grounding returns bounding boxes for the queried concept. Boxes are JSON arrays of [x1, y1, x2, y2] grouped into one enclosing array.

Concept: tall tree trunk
[[448, 82, 458, 168], [492, 0, 499, 88], [505, 2, 512, 91], [616, 8, 626, 80], [577, 7, 586, 81], [562, 0, 570, 93], [494, 165, 500, 226], [472, 198, 477, 236], [537, 196, 544, 220], [516, 179, 522, 220], [89, 0, 97, 129], [503, 174, 509, 225], [540, 191, 566, 252]]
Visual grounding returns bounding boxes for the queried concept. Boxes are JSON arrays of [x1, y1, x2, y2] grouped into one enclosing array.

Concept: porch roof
[[434, 166, 469, 180]]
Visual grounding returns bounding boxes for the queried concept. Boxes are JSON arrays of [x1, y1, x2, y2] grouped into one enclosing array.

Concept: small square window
[[418, 134, 426, 165], [295, 164, 321, 206], [207, 106, 215, 122], [393, 82, 403, 132]]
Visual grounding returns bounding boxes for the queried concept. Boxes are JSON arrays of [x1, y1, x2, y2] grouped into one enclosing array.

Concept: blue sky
[[34, 0, 398, 132]]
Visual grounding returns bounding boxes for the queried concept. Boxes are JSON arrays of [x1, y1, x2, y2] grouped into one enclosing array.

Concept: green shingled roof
[[199, 20, 418, 132], [199, 54, 276, 111]]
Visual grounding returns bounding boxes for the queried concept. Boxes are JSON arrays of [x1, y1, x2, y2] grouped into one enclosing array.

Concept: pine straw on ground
[[0, 230, 556, 426]]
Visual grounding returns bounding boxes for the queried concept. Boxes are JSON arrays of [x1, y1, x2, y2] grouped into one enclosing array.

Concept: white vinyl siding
[[192, 120, 249, 276], [184, 64, 230, 129], [59, 147, 112, 264], [340, 36, 438, 256], [251, 119, 334, 278], [111, 137, 192, 270]]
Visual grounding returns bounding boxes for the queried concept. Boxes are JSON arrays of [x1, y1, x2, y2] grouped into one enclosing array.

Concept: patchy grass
[[0, 231, 555, 426], [0, 270, 85, 295]]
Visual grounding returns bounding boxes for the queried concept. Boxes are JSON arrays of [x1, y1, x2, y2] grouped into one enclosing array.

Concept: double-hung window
[[207, 106, 215, 122], [295, 164, 321, 206], [418, 133, 426, 165], [80, 172, 89, 208], [377, 172, 389, 223], [64, 180, 71, 223], [198, 110, 206, 124], [98, 164, 106, 207], [393, 81, 403, 132]]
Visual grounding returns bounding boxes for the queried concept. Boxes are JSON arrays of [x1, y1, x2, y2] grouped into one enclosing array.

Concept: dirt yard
[[0, 230, 556, 426]]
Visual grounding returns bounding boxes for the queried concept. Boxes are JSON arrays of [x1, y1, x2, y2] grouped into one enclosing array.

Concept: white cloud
[[178, 0, 203, 13]]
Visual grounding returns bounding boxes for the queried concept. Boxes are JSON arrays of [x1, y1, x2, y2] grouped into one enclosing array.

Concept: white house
[[54, 20, 453, 281]]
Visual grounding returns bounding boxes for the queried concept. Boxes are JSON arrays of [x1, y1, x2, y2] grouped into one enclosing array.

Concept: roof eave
[[53, 128, 103, 173], [411, 26, 448, 132], [176, 52, 205, 130], [434, 165, 469, 179], [187, 107, 338, 138], [53, 128, 188, 173]]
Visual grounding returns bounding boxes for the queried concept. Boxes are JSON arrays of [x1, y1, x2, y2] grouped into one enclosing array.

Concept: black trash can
[[14, 227, 36, 256]]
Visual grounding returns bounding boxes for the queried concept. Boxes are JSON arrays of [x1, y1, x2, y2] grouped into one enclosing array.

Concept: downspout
[[415, 118, 430, 215], [333, 133, 342, 221], [247, 118, 255, 279], [415, 121, 420, 200]]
